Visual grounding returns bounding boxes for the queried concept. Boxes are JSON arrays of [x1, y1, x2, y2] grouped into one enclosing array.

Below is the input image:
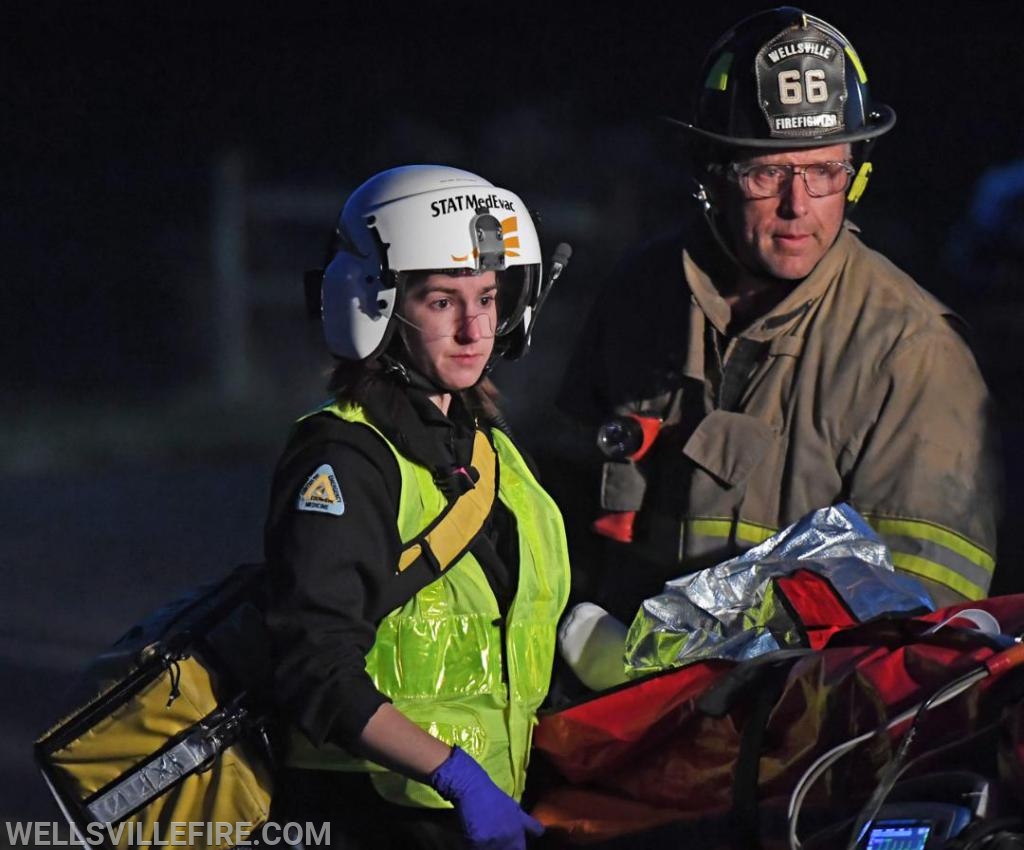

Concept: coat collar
[[683, 223, 855, 341]]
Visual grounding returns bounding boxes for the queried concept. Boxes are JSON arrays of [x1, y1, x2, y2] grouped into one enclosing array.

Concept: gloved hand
[[429, 746, 544, 850]]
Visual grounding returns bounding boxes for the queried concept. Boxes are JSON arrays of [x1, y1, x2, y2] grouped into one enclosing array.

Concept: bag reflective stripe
[[35, 564, 273, 850]]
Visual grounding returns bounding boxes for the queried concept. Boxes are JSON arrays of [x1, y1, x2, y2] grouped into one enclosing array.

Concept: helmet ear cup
[[321, 250, 398, 361]]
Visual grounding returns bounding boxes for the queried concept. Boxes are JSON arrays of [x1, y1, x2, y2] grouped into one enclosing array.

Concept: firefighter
[[264, 165, 570, 849], [557, 7, 1002, 624]]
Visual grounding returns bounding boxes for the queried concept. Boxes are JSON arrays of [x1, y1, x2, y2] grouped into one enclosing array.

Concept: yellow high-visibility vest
[[288, 402, 571, 807]]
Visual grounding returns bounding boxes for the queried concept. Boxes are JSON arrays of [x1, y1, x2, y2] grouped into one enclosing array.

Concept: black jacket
[[264, 377, 519, 746]]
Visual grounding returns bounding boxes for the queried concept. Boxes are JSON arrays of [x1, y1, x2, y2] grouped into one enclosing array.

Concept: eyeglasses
[[726, 161, 856, 199], [396, 295, 500, 340]]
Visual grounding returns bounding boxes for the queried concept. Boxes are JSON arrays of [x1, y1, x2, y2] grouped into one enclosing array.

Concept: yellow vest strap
[[397, 430, 498, 573]]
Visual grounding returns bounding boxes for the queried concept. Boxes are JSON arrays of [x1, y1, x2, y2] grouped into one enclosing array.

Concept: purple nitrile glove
[[429, 746, 544, 850]]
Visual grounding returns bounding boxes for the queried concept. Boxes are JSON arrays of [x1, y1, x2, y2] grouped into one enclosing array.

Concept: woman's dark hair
[[326, 355, 501, 422]]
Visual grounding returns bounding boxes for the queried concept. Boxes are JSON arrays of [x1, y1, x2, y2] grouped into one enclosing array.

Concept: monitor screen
[[865, 821, 932, 850]]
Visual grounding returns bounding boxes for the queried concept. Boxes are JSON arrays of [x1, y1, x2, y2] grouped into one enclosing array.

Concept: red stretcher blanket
[[529, 571, 1024, 846]]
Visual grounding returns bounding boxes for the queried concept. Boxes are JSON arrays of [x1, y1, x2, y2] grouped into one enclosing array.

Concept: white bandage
[[557, 602, 630, 691]]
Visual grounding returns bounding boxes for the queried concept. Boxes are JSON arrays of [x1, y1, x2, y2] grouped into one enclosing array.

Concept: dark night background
[[3, 0, 1024, 829]]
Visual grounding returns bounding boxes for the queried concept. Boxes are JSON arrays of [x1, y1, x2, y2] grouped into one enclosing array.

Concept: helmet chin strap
[[389, 315, 496, 397], [380, 350, 450, 396], [694, 176, 845, 283], [382, 343, 493, 399], [386, 320, 447, 395], [695, 179, 753, 275]]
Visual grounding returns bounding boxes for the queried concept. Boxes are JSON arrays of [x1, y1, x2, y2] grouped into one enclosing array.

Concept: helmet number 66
[[778, 69, 828, 104]]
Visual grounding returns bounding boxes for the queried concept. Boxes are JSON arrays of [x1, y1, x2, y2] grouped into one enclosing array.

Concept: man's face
[[721, 143, 851, 281]]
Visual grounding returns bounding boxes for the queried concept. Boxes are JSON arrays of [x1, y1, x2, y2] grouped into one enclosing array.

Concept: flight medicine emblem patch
[[297, 463, 345, 516]]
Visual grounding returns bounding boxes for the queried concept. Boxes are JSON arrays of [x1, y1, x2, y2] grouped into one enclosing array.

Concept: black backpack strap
[[697, 650, 810, 849]]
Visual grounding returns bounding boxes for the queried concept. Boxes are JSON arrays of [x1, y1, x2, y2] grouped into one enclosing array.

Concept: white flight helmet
[[320, 164, 543, 361]]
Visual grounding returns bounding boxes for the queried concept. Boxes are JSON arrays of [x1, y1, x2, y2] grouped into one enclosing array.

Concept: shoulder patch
[[297, 463, 345, 516]]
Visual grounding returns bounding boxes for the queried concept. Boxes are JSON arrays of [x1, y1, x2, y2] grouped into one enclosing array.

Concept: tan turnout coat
[[563, 224, 1001, 605]]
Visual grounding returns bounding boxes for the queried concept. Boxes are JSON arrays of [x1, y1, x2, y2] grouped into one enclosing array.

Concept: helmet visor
[[494, 264, 536, 337], [396, 266, 537, 340]]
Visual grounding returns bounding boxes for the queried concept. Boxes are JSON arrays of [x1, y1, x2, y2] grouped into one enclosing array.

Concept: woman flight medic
[[263, 165, 571, 850]]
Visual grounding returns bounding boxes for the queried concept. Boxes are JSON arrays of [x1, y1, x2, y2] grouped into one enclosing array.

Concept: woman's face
[[399, 271, 498, 391]]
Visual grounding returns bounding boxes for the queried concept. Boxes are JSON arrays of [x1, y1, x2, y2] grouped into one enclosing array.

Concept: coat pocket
[[600, 460, 647, 511], [682, 410, 776, 488]]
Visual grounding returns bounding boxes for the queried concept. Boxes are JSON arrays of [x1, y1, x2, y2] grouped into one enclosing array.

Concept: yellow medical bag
[[34, 563, 275, 850]]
